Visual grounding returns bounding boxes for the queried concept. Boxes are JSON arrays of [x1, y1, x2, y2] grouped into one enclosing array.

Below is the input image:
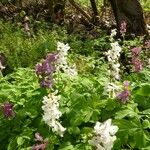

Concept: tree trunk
[[46, 0, 65, 24], [109, 0, 149, 36], [90, 0, 99, 24]]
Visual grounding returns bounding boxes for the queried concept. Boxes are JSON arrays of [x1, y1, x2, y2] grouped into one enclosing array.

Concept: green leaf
[[115, 109, 137, 119], [142, 120, 150, 129], [17, 137, 25, 146], [59, 142, 75, 150], [131, 130, 146, 148], [83, 110, 93, 123], [136, 85, 150, 96], [142, 109, 150, 115], [7, 138, 17, 150], [68, 126, 80, 135]]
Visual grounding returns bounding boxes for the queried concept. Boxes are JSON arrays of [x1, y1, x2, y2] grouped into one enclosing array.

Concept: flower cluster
[[35, 42, 78, 88], [1, 102, 15, 118], [35, 53, 57, 88], [56, 42, 78, 78], [32, 133, 48, 150], [120, 21, 127, 36], [42, 91, 66, 137], [105, 41, 122, 80], [117, 81, 130, 104], [89, 119, 118, 150], [131, 47, 143, 72]]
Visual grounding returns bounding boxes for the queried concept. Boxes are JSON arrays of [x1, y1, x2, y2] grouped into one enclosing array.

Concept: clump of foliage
[[0, 32, 150, 149], [0, 1, 150, 149]]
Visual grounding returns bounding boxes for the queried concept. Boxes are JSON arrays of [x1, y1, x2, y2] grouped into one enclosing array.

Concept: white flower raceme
[[106, 42, 121, 62], [56, 42, 78, 78], [105, 41, 121, 80], [42, 91, 66, 137], [89, 119, 118, 150]]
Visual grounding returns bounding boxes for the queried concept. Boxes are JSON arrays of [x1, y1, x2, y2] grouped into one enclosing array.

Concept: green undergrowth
[[0, 20, 110, 73]]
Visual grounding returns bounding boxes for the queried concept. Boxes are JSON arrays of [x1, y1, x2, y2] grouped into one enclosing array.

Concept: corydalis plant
[[35, 42, 77, 88], [89, 119, 118, 150], [104, 30, 122, 99], [42, 91, 66, 137]]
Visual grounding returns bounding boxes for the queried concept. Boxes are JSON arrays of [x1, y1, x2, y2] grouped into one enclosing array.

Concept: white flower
[[110, 29, 117, 37], [56, 42, 78, 78], [148, 58, 150, 68], [89, 119, 118, 150], [0, 61, 5, 70], [105, 41, 121, 80], [42, 92, 66, 137], [57, 42, 70, 54], [103, 82, 121, 98]]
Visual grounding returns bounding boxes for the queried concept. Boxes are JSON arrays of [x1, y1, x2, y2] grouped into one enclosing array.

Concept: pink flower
[[1, 102, 15, 118], [117, 90, 130, 104], [132, 57, 143, 72], [117, 80, 130, 104], [131, 47, 141, 56], [32, 143, 47, 150], [145, 40, 150, 48], [32, 133, 48, 150], [120, 21, 127, 36], [131, 47, 143, 72], [35, 133, 44, 142], [123, 80, 130, 88]]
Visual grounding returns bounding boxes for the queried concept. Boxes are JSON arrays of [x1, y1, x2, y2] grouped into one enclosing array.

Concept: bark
[[90, 0, 99, 24], [90, 0, 98, 16], [109, 0, 149, 36], [46, 0, 65, 24]]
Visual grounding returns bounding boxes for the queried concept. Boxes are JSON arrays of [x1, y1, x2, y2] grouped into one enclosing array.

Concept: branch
[[69, 0, 91, 21]]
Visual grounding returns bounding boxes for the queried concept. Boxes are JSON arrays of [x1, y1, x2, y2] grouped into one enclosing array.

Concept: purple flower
[[131, 47, 141, 56], [32, 132, 48, 150], [123, 80, 130, 88], [35, 53, 58, 88], [46, 53, 57, 62], [32, 143, 47, 150], [1, 102, 15, 118], [35, 133, 44, 142], [42, 61, 54, 75], [40, 79, 53, 88], [117, 90, 130, 104], [132, 57, 143, 72], [35, 63, 43, 75], [131, 47, 143, 72], [35, 53, 57, 76], [120, 21, 127, 36]]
